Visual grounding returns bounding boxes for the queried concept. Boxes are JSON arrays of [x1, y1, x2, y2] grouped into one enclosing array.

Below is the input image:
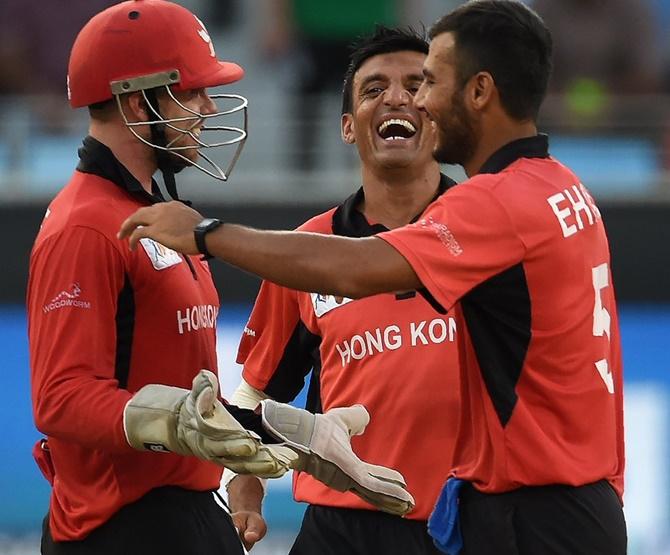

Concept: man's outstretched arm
[[118, 201, 421, 298]]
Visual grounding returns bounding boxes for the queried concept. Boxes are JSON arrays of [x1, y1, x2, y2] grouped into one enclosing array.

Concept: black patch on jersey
[[114, 274, 135, 389], [264, 321, 322, 403], [417, 288, 447, 314], [395, 288, 447, 313], [460, 263, 531, 427], [304, 359, 323, 415]]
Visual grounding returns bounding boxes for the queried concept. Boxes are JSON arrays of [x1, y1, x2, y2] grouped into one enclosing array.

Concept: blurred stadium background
[[1, 0, 670, 553]]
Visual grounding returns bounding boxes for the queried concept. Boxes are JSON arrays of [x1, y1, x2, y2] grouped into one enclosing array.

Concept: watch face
[[199, 218, 220, 231]]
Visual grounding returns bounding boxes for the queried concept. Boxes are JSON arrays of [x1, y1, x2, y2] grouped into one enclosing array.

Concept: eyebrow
[[406, 73, 424, 83], [422, 68, 435, 79], [357, 73, 388, 91], [358, 72, 424, 91]]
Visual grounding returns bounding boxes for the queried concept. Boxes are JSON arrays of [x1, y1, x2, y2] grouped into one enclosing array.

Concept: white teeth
[[377, 118, 416, 135]]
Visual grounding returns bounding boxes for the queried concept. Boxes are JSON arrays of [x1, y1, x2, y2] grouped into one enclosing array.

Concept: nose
[[414, 82, 427, 112], [383, 84, 410, 108], [201, 91, 217, 116]]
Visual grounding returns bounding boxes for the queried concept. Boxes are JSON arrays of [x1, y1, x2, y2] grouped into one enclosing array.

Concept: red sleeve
[[237, 279, 310, 397], [378, 181, 526, 309], [28, 225, 134, 453]]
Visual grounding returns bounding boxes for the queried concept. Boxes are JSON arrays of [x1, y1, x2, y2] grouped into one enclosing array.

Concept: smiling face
[[415, 32, 479, 167], [157, 87, 217, 164], [341, 50, 436, 171]]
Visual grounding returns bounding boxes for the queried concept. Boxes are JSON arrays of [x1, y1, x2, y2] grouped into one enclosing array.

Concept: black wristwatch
[[194, 218, 223, 259]]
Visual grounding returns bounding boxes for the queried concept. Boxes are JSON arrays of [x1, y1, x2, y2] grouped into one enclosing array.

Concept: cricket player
[[226, 26, 459, 555], [28, 2, 413, 554]]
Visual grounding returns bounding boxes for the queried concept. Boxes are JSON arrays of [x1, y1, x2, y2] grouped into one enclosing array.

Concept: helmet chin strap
[[144, 88, 192, 206]]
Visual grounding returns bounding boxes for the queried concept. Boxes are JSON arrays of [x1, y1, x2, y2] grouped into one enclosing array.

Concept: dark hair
[[430, 0, 552, 121], [87, 98, 115, 119], [341, 25, 429, 115]]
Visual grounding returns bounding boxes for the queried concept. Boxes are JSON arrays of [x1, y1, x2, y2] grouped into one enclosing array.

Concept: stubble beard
[[432, 90, 477, 167]]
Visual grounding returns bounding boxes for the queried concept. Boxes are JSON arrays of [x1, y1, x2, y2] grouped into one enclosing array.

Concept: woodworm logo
[[43, 283, 91, 313]]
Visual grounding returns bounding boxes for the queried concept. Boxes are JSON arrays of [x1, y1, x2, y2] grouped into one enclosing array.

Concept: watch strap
[[194, 218, 223, 259]]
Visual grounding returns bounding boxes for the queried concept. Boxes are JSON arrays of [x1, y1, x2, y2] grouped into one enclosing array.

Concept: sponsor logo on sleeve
[[418, 216, 463, 256], [310, 293, 354, 317], [43, 282, 91, 313], [140, 238, 183, 270]]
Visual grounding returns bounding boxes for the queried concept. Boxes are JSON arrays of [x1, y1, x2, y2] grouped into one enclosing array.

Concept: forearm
[[227, 474, 265, 513], [33, 374, 134, 452], [205, 225, 421, 297], [118, 202, 422, 295]]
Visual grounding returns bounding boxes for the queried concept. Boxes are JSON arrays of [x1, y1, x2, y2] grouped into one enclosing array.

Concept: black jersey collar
[[76, 136, 164, 204], [332, 173, 455, 238], [479, 133, 549, 175]]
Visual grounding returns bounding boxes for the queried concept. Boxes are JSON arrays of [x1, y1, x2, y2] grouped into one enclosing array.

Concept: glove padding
[[260, 400, 415, 516], [124, 370, 297, 478]]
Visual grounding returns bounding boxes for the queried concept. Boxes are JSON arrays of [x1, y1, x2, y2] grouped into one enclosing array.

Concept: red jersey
[[380, 135, 625, 497], [27, 137, 223, 540], [238, 177, 461, 520]]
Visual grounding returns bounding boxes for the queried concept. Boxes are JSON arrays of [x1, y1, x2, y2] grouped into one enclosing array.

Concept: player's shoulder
[[35, 171, 146, 247], [63, 171, 145, 224], [439, 173, 505, 203], [295, 206, 338, 234], [452, 156, 574, 197]]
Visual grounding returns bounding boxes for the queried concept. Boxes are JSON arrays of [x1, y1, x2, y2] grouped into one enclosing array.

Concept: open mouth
[[377, 118, 417, 141]]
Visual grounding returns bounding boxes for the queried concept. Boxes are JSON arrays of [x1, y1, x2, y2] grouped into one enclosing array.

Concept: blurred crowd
[[0, 0, 669, 196]]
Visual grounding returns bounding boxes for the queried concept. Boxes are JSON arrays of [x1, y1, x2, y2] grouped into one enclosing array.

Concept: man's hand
[[231, 510, 266, 551], [228, 474, 267, 551], [117, 201, 203, 253], [260, 400, 416, 516], [123, 370, 297, 477]]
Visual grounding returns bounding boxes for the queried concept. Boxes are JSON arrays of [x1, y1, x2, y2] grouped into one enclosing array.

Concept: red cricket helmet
[[67, 0, 248, 185], [67, 0, 244, 108]]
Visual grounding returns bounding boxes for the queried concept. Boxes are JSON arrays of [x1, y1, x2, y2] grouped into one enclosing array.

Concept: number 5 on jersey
[[592, 263, 614, 394]]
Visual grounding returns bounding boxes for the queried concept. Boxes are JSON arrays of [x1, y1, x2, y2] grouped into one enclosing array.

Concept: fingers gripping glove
[[123, 370, 297, 477], [260, 400, 415, 516]]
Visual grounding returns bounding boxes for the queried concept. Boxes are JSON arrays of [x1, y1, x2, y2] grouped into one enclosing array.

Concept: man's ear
[[341, 113, 356, 144], [125, 92, 152, 122], [466, 71, 496, 113]]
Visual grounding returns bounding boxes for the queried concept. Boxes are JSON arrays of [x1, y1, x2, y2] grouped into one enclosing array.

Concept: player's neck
[[88, 122, 157, 193], [359, 164, 441, 230], [464, 119, 538, 177]]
